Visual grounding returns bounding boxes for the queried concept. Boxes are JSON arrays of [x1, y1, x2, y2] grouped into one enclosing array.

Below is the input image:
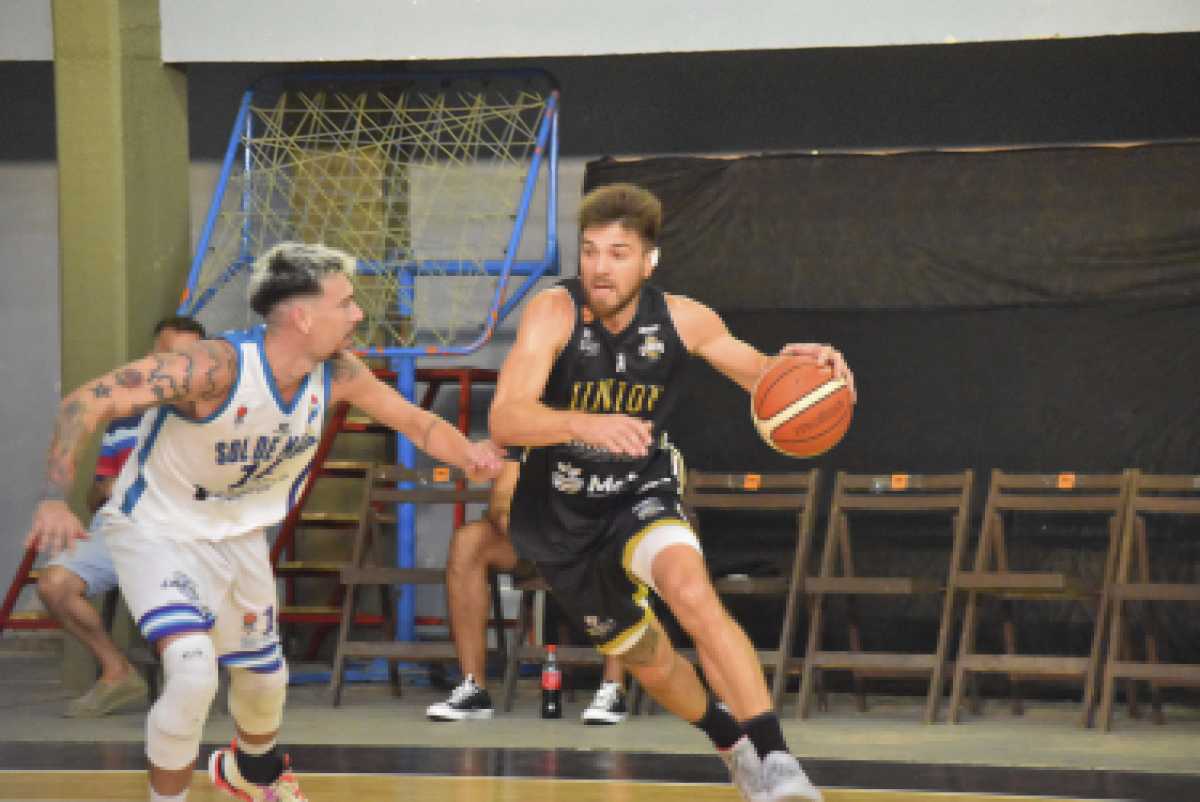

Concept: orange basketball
[[752, 356, 853, 458]]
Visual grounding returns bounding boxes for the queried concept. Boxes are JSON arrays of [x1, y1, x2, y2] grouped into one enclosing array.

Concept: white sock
[[149, 788, 188, 801], [238, 737, 278, 757]]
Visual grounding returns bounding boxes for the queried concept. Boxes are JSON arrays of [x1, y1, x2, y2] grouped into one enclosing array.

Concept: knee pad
[[147, 634, 219, 770], [227, 660, 288, 735], [628, 522, 700, 593]]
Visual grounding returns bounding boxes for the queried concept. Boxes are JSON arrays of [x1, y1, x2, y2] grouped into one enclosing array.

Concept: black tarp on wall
[[582, 147, 1200, 676], [670, 303, 1200, 478], [584, 146, 1200, 476], [585, 145, 1200, 310]]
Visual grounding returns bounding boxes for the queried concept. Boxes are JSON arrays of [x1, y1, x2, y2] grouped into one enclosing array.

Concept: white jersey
[[104, 325, 330, 542]]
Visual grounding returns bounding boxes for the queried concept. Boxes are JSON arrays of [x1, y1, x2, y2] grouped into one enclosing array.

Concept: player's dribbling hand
[[778, 343, 857, 402], [572, 414, 653, 458], [464, 439, 506, 482], [25, 500, 89, 556]]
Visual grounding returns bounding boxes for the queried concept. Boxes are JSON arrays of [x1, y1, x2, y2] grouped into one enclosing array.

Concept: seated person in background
[[427, 460, 628, 724], [37, 315, 207, 717]]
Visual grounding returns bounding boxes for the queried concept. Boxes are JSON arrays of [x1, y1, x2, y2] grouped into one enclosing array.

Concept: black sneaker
[[426, 675, 494, 721], [581, 681, 627, 724]]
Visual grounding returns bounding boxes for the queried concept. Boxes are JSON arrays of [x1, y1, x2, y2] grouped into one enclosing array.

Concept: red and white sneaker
[[208, 741, 308, 802]]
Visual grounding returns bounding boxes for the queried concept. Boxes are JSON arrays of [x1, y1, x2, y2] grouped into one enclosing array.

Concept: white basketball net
[[185, 76, 555, 352]]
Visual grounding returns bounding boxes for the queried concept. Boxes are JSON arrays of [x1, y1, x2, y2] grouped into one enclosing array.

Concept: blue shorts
[[47, 520, 119, 596]]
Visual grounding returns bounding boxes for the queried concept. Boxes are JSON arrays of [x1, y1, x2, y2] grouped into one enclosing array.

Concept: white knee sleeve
[[147, 634, 219, 770], [628, 522, 701, 593], [227, 661, 288, 735]]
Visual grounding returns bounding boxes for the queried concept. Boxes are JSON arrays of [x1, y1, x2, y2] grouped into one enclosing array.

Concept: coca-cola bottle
[[540, 644, 562, 718]]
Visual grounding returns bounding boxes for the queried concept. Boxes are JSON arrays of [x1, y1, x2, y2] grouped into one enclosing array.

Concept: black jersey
[[509, 279, 691, 563]]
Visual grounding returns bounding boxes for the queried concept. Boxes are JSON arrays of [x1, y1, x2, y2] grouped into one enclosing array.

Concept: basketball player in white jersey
[[25, 242, 504, 802]]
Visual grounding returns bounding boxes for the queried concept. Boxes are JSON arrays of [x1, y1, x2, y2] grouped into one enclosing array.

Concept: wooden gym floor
[[0, 770, 1165, 802], [1, 653, 1197, 801], [1, 737, 1197, 801]]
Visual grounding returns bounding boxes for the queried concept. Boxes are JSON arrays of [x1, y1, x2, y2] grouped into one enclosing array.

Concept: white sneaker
[[752, 751, 822, 802], [719, 735, 761, 802], [426, 675, 495, 721], [581, 681, 627, 724]]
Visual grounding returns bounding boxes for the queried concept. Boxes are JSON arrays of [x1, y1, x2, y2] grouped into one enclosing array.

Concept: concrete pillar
[[52, 0, 190, 691]]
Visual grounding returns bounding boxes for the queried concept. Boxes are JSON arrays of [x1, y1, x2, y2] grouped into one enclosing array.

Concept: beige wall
[[158, 0, 1200, 62]]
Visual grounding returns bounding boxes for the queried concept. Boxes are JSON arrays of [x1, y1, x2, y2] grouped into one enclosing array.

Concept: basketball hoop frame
[[179, 68, 561, 357]]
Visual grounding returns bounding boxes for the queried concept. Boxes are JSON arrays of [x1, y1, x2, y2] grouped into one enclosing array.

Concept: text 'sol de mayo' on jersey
[[104, 325, 330, 542]]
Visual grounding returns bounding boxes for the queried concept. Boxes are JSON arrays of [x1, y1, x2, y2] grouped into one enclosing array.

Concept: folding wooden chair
[[505, 470, 821, 715], [949, 469, 1132, 727], [1099, 471, 1200, 730], [678, 469, 822, 712], [797, 471, 973, 723], [499, 571, 606, 712], [330, 463, 495, 706]]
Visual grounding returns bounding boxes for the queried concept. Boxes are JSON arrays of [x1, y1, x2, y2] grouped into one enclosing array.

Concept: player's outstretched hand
[[25, 500, 88, 556], [571, 414, 653, 458], [464, 439, 506, 482], [779, 343, 857, 402]]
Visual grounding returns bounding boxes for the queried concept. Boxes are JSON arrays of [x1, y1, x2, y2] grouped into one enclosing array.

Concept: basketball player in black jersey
[[490, 184, 854, 802]]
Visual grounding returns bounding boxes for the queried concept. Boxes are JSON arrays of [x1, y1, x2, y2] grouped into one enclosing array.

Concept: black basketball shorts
[[535, 494, 699, 654]]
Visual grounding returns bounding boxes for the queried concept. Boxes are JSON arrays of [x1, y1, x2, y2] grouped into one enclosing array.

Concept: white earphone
[[650, 247, 660, 267]]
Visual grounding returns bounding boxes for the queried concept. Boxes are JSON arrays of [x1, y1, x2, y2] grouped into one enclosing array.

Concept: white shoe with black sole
[[426, 675, 495, 721], [581, 681, 627, 724]]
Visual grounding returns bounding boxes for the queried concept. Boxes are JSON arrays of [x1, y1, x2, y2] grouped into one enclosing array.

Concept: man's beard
[[584, 276, 644, 323]]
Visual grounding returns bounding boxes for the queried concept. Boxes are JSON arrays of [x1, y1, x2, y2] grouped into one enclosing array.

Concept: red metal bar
[[271, 401, 352, 567], [418, 380, 442, 412], [281, 367, 499, 659], [0, 546, 41, 636]]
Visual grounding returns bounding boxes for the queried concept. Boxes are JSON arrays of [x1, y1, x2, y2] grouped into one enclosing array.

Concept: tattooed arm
[[25, 339, 237, 554], [326, 351, 503, 482]]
